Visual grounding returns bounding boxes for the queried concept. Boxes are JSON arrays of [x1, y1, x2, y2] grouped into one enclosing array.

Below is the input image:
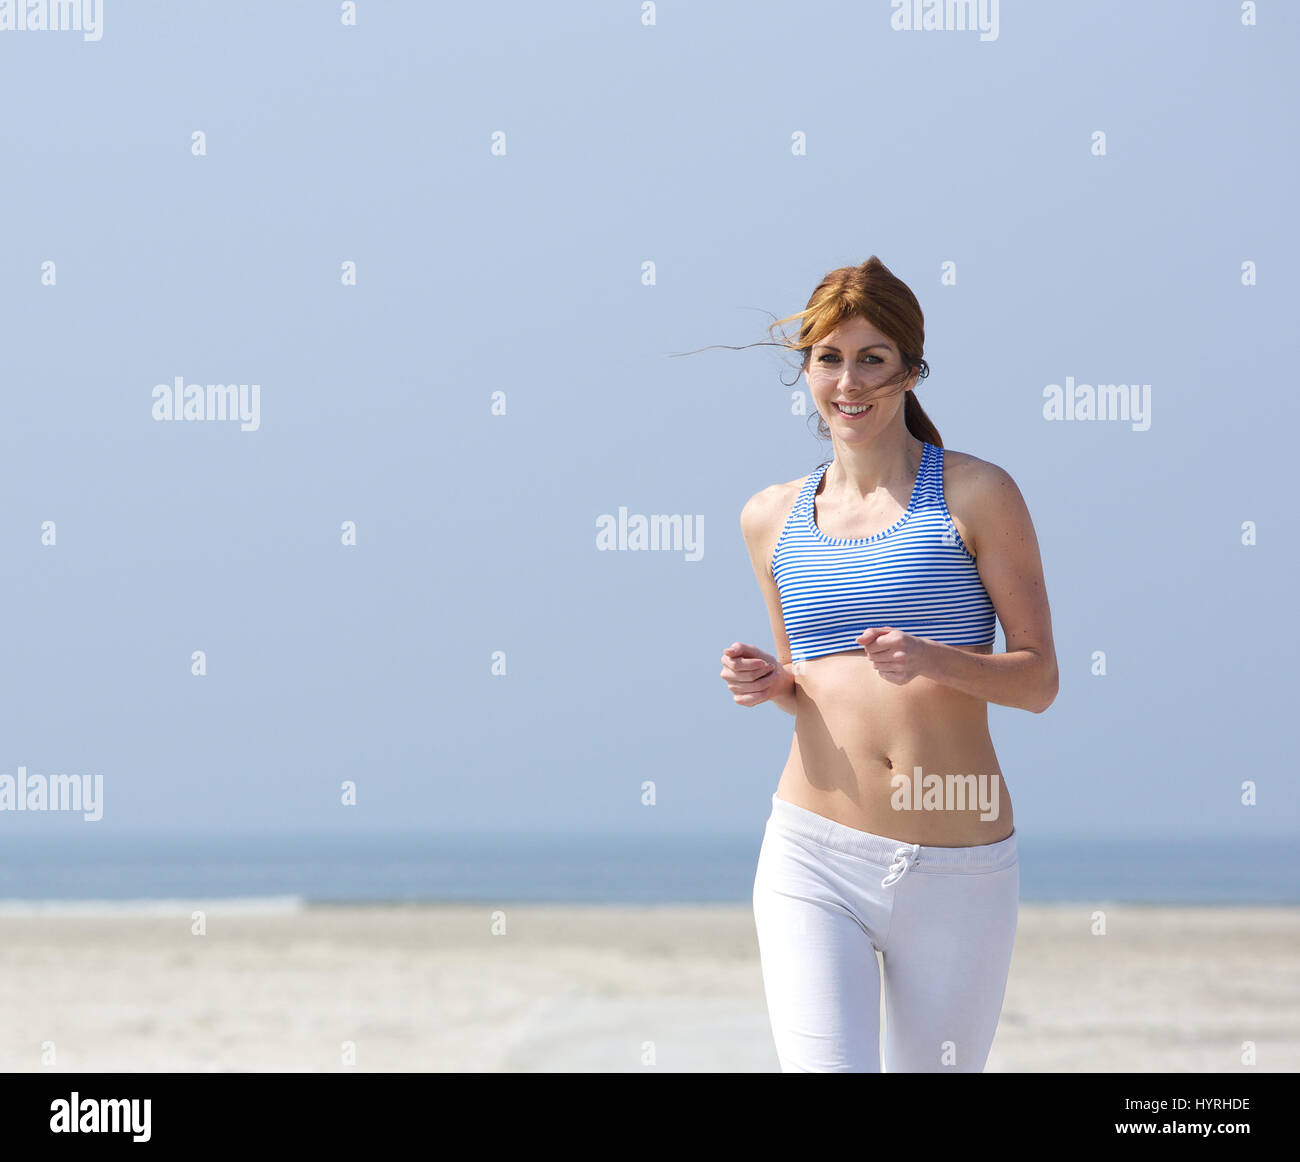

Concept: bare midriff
[[776, 644, 1014, 847]]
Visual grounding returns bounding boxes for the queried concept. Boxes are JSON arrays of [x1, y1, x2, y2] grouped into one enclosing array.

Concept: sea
[[0, 830, 1296, 910]]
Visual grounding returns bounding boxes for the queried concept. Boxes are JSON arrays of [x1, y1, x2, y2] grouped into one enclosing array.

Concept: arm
[[738, 487, 799, 716], [922, 460, 1058, 713], [924, 643, 1056, 713], [765, 664, 799, 716]]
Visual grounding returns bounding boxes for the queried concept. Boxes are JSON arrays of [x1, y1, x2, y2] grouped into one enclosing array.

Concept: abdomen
[[776, 648, 1013, 846]]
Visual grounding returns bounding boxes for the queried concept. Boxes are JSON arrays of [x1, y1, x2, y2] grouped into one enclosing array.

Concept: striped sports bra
[[771, 442, 996, 663]]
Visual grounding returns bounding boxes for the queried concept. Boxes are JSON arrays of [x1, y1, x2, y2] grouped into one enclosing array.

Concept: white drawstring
[[881, 843, 921, 888]]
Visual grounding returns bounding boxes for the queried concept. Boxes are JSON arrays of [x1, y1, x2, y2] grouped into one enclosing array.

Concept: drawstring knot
[[881, 842, 921, 888]]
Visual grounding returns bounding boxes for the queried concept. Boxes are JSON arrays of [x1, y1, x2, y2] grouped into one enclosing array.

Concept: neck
[[826, 429, 924, 499]]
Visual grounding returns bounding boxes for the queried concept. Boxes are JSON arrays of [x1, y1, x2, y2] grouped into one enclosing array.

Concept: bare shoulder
[[940, 447, 1021, 498], [740, 472, 814, 579], [739, 473, 807, 541], [940, 447, 1034, 557]]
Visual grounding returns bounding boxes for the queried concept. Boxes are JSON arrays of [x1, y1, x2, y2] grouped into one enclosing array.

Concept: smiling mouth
[[834, 402, 873, 418]]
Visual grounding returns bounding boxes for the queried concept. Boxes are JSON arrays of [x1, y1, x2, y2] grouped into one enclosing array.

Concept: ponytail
[[903, 391, 942, 448]]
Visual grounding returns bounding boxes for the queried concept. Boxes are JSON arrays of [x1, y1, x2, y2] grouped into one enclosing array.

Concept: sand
[[1, 902, 1296, 1072]]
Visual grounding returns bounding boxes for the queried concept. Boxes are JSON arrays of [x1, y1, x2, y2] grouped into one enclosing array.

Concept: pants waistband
[[766, 792, 1017, 874]]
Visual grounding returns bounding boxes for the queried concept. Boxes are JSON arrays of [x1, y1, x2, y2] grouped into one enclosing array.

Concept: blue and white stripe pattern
[[772, 442, 996, 663]]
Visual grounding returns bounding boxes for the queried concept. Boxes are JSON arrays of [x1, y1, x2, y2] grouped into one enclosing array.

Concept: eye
[[816, 353, 882, 363]]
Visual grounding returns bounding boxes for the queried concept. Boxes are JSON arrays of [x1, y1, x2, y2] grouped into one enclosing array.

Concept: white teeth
[[837, 403, 870, 415]]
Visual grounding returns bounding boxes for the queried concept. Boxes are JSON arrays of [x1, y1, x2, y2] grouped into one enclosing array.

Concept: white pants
[[752, 792, 1019, 1072]]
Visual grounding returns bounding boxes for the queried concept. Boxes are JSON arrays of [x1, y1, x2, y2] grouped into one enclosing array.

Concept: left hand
[[856, 627, 933, 685]]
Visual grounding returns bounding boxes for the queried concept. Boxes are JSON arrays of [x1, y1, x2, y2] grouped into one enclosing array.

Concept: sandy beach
[[1, 902, 1296, 1072]]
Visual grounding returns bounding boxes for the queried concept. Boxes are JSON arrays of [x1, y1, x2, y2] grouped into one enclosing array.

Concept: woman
[[722, 257, 1057, 1073]]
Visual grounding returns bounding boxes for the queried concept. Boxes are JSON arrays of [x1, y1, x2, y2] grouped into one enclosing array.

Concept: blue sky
[[0, 0, 1294, 843]]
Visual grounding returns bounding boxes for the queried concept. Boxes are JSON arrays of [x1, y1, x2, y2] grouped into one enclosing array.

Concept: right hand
[[720, 642, 785, 708]]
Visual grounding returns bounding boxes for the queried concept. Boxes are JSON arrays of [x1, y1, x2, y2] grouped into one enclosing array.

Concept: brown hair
[[769, 256, 941, 448]]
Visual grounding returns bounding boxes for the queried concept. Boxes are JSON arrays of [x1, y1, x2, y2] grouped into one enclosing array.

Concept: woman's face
[[804, 316, 916, 445]]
